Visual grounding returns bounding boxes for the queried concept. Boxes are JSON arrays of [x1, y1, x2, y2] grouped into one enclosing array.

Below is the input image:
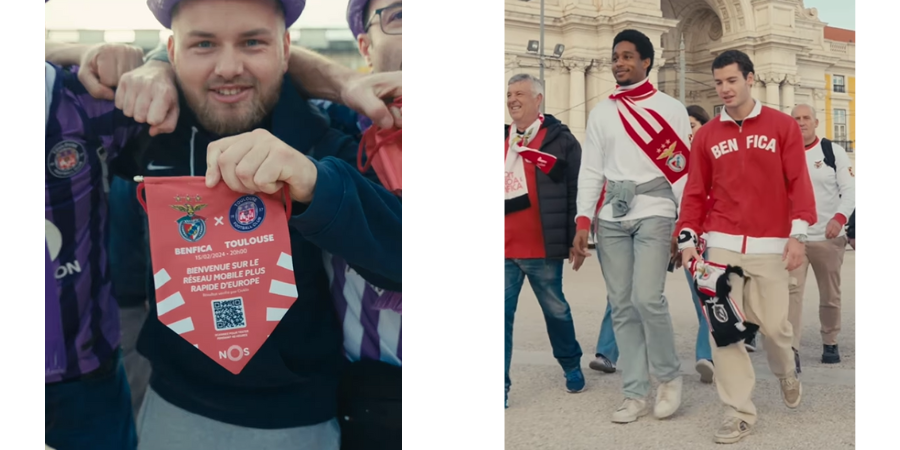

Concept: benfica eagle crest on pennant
[[171, 195, 208, 243]]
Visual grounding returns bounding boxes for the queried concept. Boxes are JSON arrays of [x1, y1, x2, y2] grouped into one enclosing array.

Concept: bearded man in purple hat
[[45, 0, 402, 449]]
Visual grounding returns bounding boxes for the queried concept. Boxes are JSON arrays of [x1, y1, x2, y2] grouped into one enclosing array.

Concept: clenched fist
[[78, 43, 144, 101], [115, 61, 179, 136], [341, 71, 402, 129], [206, 129, 317, 203]]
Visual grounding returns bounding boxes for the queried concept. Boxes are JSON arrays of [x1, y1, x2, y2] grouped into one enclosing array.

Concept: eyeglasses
[[364, 3, 402, 36]]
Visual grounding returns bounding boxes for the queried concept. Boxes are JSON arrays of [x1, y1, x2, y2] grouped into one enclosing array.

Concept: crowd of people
[[504, 29, 855, 444], [45, 1, 402, 449]]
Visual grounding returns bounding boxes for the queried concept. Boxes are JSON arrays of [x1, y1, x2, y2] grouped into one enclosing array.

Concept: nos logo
[[219, 345, 250, 362]]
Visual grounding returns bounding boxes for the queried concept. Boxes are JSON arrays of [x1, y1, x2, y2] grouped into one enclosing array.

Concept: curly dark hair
[[613, 29, 655, 73]]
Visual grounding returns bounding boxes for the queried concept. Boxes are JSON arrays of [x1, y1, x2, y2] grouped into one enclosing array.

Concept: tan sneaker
[[611, 398, 650, 424], [780, 375, 802, 408], [654, 376, 683, 419], [714, 417, 752, 444]]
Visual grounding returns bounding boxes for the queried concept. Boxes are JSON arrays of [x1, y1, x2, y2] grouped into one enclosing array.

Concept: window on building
[[834, 125, 848, 140], [714, 105, 723, 116], [833, 75, 846, 93], [834, 109, 847, 125], [834, 108, 848, 140]]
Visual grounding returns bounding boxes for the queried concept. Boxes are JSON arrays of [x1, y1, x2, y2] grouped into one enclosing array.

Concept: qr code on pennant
[[212, 297, 247, 331]]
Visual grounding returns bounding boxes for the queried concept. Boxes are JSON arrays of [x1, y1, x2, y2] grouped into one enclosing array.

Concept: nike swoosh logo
[[147, 162, 173, 170]]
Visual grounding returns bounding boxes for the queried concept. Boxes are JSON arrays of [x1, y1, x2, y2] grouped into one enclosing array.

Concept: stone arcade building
[[504, 0, 855, 152]]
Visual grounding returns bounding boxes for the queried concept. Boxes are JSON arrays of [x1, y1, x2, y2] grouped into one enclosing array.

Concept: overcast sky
[[804, 0, 855, 30], [45, 0, 854, 32], [45, 0, 348, 30]]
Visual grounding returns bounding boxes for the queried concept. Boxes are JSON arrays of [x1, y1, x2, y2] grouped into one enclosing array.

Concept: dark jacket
[[505, 114, 581, 259], [123, 77, 402, 429], [846, 210, 855, 239]]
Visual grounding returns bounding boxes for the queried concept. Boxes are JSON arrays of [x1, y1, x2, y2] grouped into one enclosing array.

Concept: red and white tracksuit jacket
[[676, 101, 817, 254]]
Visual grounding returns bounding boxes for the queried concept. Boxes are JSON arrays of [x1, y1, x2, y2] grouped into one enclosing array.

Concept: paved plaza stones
[[506, 251, 855, 449]]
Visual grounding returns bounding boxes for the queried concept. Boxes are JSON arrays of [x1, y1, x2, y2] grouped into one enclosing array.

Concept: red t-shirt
[[505, 161, 546, 259]]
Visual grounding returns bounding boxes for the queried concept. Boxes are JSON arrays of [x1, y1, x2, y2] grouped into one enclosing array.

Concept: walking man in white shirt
[[571, 29, 690, 424], [789, 104, 855, 367]]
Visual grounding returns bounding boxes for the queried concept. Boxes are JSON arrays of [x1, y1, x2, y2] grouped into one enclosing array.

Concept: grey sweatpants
[[136, 387, 340, 450], [120, 304, 151, 417]]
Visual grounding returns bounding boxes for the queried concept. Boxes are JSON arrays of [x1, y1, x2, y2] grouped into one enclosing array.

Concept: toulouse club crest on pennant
[[137, 176, 297, 374], [230, 195, 266, 232]]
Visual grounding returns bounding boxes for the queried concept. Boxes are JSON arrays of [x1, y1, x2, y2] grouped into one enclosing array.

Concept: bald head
[[792, 103, 818, 145], [792, 104, 816, 120]]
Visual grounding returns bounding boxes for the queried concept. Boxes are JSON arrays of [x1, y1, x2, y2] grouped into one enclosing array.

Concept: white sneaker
[[654, 376, 683, 419], [695, 359, 715, 384], [611, 398, 650, 424]]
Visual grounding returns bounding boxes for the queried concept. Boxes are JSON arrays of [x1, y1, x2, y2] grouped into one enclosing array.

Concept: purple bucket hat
[[147, 0, 306, 29], [346, 0, 370, 38]]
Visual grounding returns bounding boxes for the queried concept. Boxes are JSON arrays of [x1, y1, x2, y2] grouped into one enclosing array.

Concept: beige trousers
[[707, 248, 796, 425], [788, 236, 848, 348]]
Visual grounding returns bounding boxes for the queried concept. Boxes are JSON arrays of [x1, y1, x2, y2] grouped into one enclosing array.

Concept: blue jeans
[[108, 177, 148, 306], [595, 251, 712, 363], [505, 259, 583, 392], [46, 349, 137, 450]]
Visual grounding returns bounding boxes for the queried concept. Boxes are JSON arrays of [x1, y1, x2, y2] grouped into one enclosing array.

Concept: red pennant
[[137, 177, 296, 374], [358, 96, 402, 196]]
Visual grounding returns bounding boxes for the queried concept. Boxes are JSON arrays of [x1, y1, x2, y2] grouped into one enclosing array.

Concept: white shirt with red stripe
[[576, 88, 692, 224], [805, 137, 855, 241]]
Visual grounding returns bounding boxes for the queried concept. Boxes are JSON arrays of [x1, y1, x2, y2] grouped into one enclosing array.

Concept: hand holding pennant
[[357, 96, 402, 196], [136, 176, 296, 375]]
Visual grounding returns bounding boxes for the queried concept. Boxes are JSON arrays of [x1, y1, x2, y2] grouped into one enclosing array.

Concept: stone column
[[568, 62, 587, 140], [763, 72, 784, 110], [752, 77, 766, 106], [597, 57, 617, 101], [586, 57, 611, 114], [782, 74, 797, 113], [650, 56, 665, 87], [813, 89, 827, 137]]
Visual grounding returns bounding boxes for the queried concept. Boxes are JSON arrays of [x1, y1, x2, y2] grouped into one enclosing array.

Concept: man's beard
[[371, 42, 402, 73], [178, 75, 282, 137]]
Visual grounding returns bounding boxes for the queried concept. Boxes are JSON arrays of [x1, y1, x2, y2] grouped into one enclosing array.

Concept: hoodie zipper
[[190, 126, 198, 176], [734, 113, 762, 254]]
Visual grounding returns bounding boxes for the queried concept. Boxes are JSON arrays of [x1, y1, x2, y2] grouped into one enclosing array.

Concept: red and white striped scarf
[[609, 77, 689, 185], [505, 114, 561, 214]]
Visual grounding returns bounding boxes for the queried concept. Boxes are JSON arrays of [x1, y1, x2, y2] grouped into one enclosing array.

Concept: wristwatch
[[790, 234, 808, 243]]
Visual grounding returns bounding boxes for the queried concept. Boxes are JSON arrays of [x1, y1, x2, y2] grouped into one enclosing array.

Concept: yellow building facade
[[821, 27, 855, 150]]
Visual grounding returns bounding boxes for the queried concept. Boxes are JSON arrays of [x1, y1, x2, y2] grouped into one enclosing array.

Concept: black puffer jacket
[[846, 210, 855, 239], [505, 114, 582, 259]]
